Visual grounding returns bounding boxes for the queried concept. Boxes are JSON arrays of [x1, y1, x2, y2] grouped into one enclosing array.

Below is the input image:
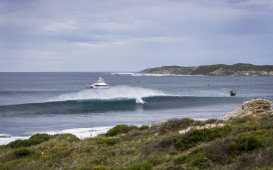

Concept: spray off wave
[[48, 86, 167, 104]]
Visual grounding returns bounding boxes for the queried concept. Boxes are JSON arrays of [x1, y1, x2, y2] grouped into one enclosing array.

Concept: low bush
[[94, 136, 106, 144], [139, 125, 149, 131], [8, 140, 29, 148], [232, 148, 273, 170], [141, 136, 174, 155], [12, 148, 31, 158], [8, 133, 52, 148], [106, 125, 138, 136], [28, 133, 51, 144], [104, 138, 118, 146], [174, 153, 211, 169], [231, 116, 261, 133], [94, 136, 118, 146], [175, 126, 232, 150], [228, 133, 262, 153], [202, 138, 237, 164], [157, 118, 194, 134], [238, 134, 262, 151], [53, 134, 80, 142], [0, 163, 6, 170], [261, 115, 273, 129]]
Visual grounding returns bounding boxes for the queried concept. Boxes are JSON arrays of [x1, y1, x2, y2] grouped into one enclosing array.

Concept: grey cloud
[[0, 0, 272, 71]]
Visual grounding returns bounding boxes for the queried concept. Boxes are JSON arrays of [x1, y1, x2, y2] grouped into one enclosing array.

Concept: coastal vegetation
[[1, 99, 273, 169], [140, 63, 273, 75]]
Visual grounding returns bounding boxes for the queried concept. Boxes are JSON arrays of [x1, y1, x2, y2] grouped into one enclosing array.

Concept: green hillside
[[1, 112, 273, 169], [140, 63, 273, 75]]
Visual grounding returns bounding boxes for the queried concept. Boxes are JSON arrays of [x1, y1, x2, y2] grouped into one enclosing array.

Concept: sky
[[0, 0, 273, 72]]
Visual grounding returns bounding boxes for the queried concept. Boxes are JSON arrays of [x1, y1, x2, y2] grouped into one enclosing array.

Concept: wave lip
[[48, 85, 167, 104]]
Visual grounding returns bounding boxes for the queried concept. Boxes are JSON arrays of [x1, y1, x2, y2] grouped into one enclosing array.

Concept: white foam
[[0, 127, 113, 145], [40, 126, 113, 140], [0, 134, 29, 145], [48, 85, 167, 104]]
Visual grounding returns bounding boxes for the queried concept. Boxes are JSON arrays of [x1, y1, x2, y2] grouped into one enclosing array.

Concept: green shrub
[[139, 125, 149, 131], [238, 134, 262, 151], [106, 125, 138, 136], [53, 134, 80, 142], [8, 133, 52, 148], [175, 126, 232, 150], [141, 136, 174, 155], [94, 136, 118, 146], [174, 153, 211, 169], [0, 145, 5, 149], [0, 163, 7, 170], [202, 138, 236, 164], [94, 136, 105, 144], [12, 148, 31, 158], [104, 138, 118, 146], [261, 115, 273, 129], [158, 136, 174, 148], [227, 133, 262, 154], [28, 133, 51, 144], [127, 162, 153, 170], [8, 140, 29, 148], [157, 118, 194, 134]]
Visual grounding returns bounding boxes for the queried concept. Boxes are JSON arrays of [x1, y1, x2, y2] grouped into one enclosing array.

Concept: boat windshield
[[97, 77, 104, 83]]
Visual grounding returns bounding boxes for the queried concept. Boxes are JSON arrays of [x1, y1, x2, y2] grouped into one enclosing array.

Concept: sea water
[[0, 72, 273, 144]]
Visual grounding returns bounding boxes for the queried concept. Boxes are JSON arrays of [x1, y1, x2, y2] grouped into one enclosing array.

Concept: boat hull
[[87, 85, 109, 89]]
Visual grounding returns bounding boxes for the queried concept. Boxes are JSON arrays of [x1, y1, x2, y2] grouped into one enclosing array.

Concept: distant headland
[[140, 63, 273, 76]]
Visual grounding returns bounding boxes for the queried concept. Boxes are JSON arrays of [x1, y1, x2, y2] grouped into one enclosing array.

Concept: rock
[[223, 98, 273, 120]]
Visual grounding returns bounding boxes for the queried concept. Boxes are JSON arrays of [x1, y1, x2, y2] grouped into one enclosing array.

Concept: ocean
[[0, 72, 273, 145]]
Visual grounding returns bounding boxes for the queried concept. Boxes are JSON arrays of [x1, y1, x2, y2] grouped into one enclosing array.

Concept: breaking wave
[[48, 86, 167, 104]]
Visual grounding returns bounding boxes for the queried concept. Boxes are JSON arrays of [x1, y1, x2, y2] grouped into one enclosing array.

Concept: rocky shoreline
[[140, 63, 273, 76]]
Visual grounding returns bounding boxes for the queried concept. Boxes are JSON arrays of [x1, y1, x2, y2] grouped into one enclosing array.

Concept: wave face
[[0, 95, 248, 116]]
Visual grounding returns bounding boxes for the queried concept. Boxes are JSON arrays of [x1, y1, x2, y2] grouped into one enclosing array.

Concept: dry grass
[[1, 115, 273, 169]]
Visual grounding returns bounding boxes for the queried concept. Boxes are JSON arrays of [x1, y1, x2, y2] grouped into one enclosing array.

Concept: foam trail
[[48, 86, 166, 104], [0, 134, 29, 145], [0, 127, 113, 145], [42, 127, 113, 139]]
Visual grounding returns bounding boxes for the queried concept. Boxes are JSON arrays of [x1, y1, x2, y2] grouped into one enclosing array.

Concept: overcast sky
[[0, 0, 273, 72]]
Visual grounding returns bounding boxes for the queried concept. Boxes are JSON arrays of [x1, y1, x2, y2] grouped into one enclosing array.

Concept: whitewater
[[48, 86, 168, 104]]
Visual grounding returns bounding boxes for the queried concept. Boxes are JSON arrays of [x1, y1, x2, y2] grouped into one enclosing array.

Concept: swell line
[[0, 96, 248, 116]]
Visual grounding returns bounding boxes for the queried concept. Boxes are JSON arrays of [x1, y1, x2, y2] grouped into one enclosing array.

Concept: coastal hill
[[140, 63, 273, 75], [0, 99, 273, 169]]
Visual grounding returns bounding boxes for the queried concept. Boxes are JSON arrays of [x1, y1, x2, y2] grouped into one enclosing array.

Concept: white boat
[[87, 77, 109, 89]]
